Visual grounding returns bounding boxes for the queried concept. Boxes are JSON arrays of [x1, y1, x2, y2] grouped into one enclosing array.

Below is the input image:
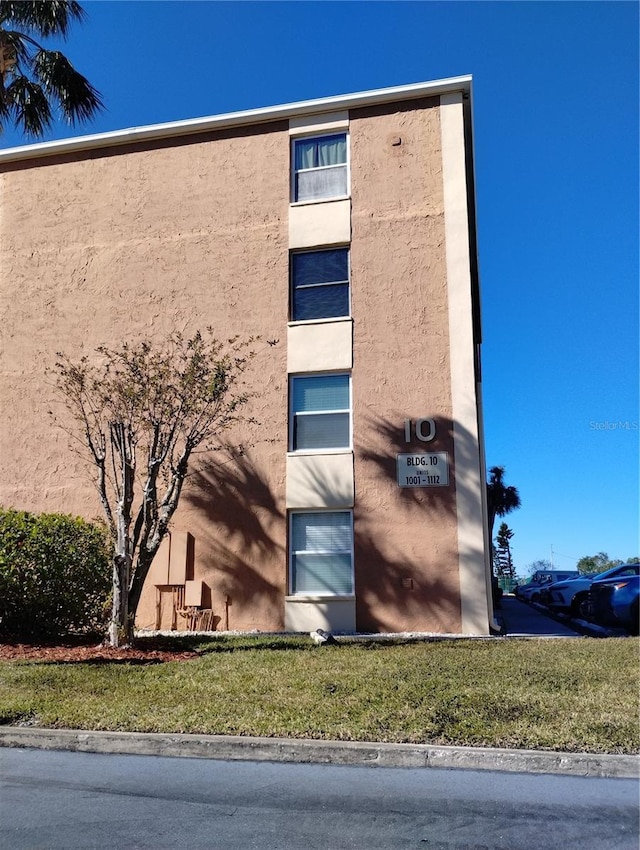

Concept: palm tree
[[486, 466, 521, 550], [0, 1, 103, 138]]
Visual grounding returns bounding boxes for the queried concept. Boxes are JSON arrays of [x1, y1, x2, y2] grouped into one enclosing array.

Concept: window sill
[[285, 595, 356, 603], [290, 195, 350, 207], [288, 316, 352, 328], [287, 449, 353, 458]]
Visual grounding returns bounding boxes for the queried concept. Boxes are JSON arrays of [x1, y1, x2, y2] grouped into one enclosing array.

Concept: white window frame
[[288, 509, 354, 597], [289, 372, 352, 453], [290, 246, 351, 322], [290, 132, 350, 204]]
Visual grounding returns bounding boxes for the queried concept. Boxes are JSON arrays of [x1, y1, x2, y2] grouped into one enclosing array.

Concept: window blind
[[291, 512, 353, 595]]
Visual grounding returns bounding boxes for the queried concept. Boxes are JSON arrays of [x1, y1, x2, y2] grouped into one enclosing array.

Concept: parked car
[[515, 570, 580, 603], [546, 563, 640, 617], [587, 573, 640, 634]]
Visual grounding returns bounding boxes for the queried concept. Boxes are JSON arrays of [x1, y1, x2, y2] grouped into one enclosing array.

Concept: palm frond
[[0, 2, 101, 137], [6, 73, 52, 135], [33, 48, 102, 124], [0, 86, 10, 125], [0, 28, 31, 72], [0, 1, 86, 39]]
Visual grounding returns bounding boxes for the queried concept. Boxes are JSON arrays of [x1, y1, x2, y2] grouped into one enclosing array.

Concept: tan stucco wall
[[286, 452, 354, 508], [0, 94, 486, 636], [0, 123, 290, 631], [289, 198, 351, 249], [287, 318, 353, 373], [349, 98, 463, 633]]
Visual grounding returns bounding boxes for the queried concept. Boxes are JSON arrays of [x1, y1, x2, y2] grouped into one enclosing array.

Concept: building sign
[[397, 452, 449, 488], [404, 418, 436, 442]]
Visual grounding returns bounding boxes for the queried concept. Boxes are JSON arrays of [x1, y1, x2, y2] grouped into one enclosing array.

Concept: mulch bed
[[0, 639, 199, 663]]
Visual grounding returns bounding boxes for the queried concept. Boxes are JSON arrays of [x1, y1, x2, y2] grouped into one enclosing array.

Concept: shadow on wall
[[179, 411, 487, 635], [353, 412, 487, 633], [184, 449, 285, 630]]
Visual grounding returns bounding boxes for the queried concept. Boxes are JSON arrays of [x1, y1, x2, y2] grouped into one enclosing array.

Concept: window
[[291, 248, 350, 321], [290, 511, 353, 595], [293, 133, 348, 202], [290, 373, 350, 451]]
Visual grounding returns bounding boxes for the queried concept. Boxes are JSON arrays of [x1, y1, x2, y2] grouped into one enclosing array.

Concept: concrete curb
[[526, 601, 624, 639], [0, 728, 637, 779]]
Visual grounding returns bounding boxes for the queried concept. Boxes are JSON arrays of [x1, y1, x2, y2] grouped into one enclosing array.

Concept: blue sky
[[2, 1, 638, 573]]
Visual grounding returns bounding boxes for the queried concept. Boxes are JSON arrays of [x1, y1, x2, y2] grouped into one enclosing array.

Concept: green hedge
[[0, 508, 111, 639]]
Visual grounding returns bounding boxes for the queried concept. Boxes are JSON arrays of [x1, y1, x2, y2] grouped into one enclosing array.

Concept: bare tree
[[525, 559, 551, 577], [52, 331, 270, 646]]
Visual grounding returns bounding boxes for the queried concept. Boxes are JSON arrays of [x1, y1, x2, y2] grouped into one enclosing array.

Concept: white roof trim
[[0, 76, 472, 164]]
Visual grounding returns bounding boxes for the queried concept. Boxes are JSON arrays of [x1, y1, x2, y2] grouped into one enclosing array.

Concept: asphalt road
[[1, 748, 637, 850], [496, 595, 583, 637]]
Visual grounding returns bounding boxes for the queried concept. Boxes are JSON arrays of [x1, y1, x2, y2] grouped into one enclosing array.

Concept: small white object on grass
[[310, 628, 338, 646]]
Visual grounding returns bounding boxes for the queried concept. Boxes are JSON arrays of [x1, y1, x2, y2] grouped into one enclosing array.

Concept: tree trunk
[[128, 549, 155, 628], [108, 554, 130, 647], [107, 422, 135, 647], [108, 505, 132, 647]]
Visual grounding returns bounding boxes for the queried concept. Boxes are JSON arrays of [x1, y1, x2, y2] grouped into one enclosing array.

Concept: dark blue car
[[588, 572, 640, 634]]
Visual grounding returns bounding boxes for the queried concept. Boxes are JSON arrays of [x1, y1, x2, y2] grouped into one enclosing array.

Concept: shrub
[[0, 508, 111, 639]]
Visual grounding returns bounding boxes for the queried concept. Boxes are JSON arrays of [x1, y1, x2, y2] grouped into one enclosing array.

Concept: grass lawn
[[0, 635, 638, 754]]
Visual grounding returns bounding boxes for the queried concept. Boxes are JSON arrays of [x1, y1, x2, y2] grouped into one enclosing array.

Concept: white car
[[515, 570, 580, 603], [546, 563, 640, 617]]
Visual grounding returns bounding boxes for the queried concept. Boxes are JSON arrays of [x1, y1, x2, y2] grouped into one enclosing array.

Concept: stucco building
[[0, 76, 495, 636]]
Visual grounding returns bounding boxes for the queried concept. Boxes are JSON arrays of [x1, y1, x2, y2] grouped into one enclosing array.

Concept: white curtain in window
[[295, 134, 346, 170], [295, 138, 316, 170], [317, 135, 346, 167]]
